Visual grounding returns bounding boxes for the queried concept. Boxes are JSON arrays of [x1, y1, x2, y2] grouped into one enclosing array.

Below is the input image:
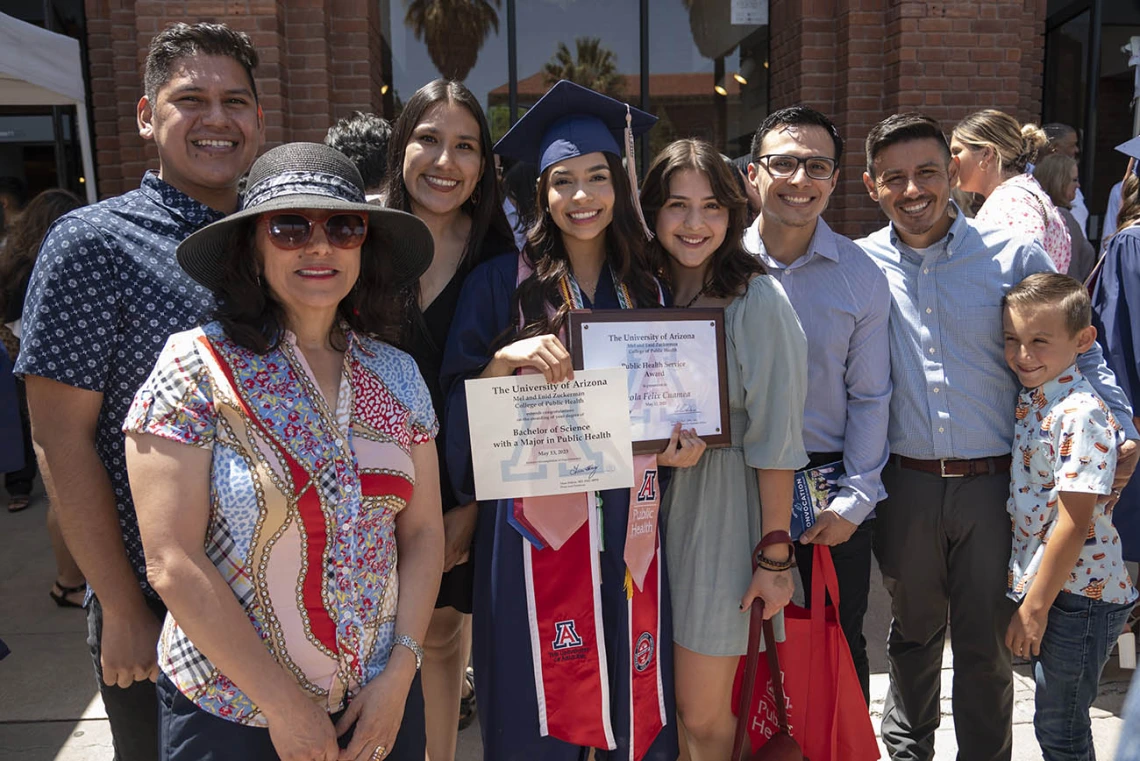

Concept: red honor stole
[[514, 255, 666, 759]]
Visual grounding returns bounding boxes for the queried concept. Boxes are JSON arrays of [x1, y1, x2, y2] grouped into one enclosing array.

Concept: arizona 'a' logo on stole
[[524, 491, 615, 750], [514, 253, 666, 758], [521, 454, 666, 759]]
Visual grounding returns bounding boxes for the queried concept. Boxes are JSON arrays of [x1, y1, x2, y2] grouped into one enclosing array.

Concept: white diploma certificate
[[464, 368, 635, 501], [571, 311, 729, 452]]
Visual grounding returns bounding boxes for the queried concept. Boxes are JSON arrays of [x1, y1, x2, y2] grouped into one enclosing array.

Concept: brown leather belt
[[891, 454, 1012, 478]]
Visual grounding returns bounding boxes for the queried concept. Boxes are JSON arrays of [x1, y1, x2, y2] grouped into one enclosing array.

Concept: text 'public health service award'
[[569, 308, 730, 454], [464, 368, 635, 501]]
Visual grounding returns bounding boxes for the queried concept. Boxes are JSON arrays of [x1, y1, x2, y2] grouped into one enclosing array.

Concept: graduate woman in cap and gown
[[1093, 135, 1140, 567], [440, 81, 704, 761]]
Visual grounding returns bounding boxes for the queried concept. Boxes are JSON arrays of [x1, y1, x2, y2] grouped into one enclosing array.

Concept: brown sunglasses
[[260, 211, 368, 250]]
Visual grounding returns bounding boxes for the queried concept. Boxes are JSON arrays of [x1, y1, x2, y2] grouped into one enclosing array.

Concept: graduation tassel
[[624, 566, 634, 600], [624, 105, 653, 240]]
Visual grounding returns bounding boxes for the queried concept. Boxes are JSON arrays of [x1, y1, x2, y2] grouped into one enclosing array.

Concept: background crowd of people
[[5, 18, 1140, 761]]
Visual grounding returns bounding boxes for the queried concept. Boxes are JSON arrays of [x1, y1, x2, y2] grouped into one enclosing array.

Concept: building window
[[649, 2, 768, 160], [382, 0, 509, 125], [382, 0, 768, 164], [0, 0, 88, 197]]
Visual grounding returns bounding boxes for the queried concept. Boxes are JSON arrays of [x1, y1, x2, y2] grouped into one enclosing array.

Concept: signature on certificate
[[567, 462, 601, 477]]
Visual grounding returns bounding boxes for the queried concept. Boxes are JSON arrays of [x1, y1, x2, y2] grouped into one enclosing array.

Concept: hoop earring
[[469, 184, 482, 207]]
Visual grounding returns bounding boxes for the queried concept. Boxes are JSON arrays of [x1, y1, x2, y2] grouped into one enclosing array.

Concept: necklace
[[681, 284, 707, 308], [559, 265, 632, 308]]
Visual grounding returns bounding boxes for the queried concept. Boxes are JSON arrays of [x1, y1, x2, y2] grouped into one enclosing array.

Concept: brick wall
[[83, 0, 1047, 222], [84, 0, 386, 197], [769, 0, 1048, 238]]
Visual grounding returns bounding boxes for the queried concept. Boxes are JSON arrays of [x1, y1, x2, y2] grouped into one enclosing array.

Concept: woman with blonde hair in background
[[1034, 154, 1096, 283], [951, 108, 1071, 271]]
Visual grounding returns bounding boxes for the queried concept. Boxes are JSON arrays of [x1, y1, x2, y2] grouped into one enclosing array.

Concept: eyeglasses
[[261, 212, 368, 250], [754, 154, 838, 181]]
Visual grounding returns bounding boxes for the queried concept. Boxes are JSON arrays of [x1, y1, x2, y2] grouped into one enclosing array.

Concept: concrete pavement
[[1, 485, 1132, 760]]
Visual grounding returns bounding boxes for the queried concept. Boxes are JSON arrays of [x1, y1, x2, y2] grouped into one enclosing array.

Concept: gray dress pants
[[873, 460, 1016, 761]]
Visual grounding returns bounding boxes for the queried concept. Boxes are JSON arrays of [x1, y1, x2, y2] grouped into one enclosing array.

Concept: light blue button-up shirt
[[745, 217, 892, 525], [857, 205, 1138, 459]]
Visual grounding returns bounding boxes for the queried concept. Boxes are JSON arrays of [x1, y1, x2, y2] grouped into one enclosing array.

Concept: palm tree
[[542, 37, 625, 99], [404, 0, 501, 82]]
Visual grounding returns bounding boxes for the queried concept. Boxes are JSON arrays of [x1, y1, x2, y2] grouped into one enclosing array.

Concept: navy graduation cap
[[1117, 136, 1140, 176], [495, 80, 657, 174]]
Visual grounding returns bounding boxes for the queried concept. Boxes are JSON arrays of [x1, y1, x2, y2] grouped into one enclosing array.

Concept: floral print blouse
[[123, 321, 437, 726], [976, 173, 1072, 274]]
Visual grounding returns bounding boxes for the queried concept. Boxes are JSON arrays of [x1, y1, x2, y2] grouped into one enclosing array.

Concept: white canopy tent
[[0, 11, 97, 204]]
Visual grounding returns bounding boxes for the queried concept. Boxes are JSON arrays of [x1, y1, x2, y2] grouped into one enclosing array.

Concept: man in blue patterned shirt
[[857, 113, 1138, 761], [15, 23, 263, 761]]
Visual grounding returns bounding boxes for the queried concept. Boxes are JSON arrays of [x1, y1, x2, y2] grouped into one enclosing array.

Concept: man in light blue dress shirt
[[857, 113, 1138, 761], [742, 105, 891, 703]]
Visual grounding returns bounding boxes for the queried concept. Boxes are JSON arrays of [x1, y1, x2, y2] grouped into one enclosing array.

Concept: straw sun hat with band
[[177, 141, 433, 293]]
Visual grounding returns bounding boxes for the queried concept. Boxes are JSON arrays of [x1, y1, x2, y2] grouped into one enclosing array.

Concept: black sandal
[[458, 667, 477, 730], [49, 581, 86, 609], [7, 495, 31, 513]]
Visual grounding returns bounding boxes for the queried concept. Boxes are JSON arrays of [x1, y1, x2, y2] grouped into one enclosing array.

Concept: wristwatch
[[391, 634, 423, 670]]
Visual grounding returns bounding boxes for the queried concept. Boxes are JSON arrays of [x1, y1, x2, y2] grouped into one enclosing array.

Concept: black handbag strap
[[731, 601, 791, 760]]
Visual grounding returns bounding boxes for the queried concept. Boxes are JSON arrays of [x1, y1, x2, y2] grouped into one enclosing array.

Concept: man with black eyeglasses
[[742, 105, 892, 702]]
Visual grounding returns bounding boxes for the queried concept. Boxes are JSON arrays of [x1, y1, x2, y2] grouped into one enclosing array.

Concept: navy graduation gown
[[440, 253, 678, 761], [1093, 226, 1140, 561]]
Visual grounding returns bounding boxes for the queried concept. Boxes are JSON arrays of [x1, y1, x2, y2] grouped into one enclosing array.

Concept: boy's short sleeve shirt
[[1008, 364, 1137, 605], [14, 172, 221, 598]]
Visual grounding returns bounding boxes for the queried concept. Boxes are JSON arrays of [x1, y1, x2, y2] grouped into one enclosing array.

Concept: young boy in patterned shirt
[[1003, 272, 1138, 760]]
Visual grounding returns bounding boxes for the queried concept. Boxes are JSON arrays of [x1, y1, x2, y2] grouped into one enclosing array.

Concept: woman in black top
[[381, 79, 514, 761]]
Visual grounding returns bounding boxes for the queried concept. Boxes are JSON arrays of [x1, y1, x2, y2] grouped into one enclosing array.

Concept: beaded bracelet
[[753, 529, 795, 572], [754, 553, 796, 572]]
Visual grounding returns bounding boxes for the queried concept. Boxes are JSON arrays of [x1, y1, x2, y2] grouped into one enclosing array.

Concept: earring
[[469, 184, 482, 207]]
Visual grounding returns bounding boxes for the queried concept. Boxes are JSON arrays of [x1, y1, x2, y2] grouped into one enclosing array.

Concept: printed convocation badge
[[790, 460, 845, 540], [464, 368, 635, 501]]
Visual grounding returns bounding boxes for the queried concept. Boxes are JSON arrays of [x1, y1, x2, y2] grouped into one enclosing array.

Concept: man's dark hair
[[864, 113, 950, 177], [1042, 123, 1077, 144], [0, 177, 29, 211], [144, 23, 259, 103], [750, 105, 844, 163], [502, 160, 539, 231], [325, 113, 392, 191]]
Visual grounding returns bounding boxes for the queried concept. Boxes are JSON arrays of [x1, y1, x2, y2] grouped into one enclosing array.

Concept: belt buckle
[[940, 459, 965, 478]]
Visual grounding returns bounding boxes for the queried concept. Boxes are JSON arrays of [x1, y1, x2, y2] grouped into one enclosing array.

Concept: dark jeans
[[87, 594, 168, 761], [1032, 592, 1134, 761], [795, 519, 874, 704], [873, 461, 1016, 761], [157, 670, 427, 761], [5, 377, 36, 496]]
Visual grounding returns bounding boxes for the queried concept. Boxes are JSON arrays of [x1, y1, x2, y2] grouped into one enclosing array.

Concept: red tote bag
[[732, 545, 879, 761]]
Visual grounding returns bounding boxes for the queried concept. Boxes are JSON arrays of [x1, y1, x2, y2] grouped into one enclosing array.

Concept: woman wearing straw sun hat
[[122, 142, 444, 761]]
